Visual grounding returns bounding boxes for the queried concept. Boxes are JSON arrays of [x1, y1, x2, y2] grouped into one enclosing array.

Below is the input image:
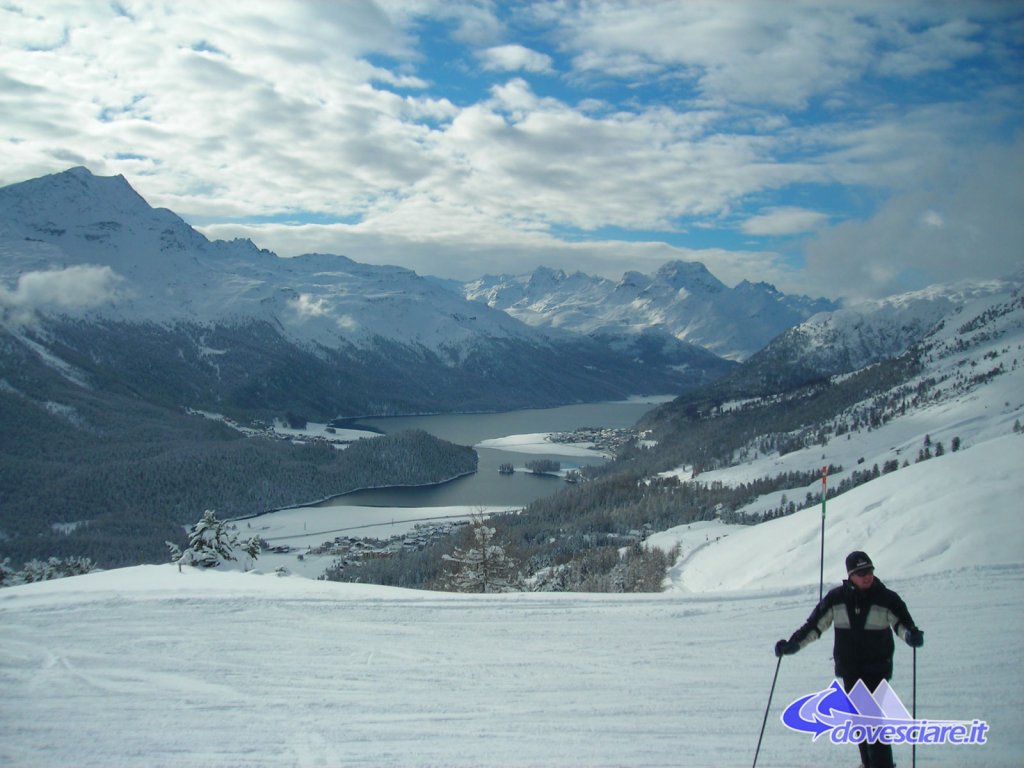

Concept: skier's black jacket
[[787, 577, 918, 680]]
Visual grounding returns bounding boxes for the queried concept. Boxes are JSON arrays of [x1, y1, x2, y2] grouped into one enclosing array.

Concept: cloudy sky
[[2, 1, 1022, 299]]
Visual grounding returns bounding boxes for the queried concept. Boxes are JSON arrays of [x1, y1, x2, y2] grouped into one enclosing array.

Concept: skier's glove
[[905, 629, 924, 648], [774, 639, 799, 657]]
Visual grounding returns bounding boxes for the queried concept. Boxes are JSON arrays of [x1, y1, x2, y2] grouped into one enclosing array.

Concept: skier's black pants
[[843, 676, 894, 768]]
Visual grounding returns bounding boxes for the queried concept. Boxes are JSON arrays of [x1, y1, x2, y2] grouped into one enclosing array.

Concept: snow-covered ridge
[[748, 276, 1022, 378]]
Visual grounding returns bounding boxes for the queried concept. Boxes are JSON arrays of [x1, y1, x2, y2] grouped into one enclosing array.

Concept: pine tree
[[242, 536, 262, 560], [167, 510, 254, 571], [240, 535, 263, 572], [442, 517, 520, 593]]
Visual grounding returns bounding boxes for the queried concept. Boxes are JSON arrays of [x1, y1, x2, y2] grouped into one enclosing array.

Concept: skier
[[774, 551, 924, 768]]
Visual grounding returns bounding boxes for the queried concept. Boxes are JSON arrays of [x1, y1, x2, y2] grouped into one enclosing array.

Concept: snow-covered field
[[477, 432, 610, 457]]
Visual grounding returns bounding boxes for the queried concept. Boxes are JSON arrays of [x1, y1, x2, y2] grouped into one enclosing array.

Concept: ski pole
[[912, 645, 917, 768], [752, 655, 782, 768]]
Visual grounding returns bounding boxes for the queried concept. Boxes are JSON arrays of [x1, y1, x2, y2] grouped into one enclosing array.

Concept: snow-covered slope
[[463, 261, 837, 361], [658, 433, 1023, 591], [645, 274, 1024, 592], [720, 276, 1023, 394]]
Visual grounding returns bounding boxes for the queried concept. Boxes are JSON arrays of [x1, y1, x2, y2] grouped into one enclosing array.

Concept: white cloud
[[0, 1, 1020, 300], [802, 138, 1024, 299], [0, 265, 123, 324], [554, 1, 870, 107], [0, 1, 438, 213], [875, 18, 985, 77], [290, 293, 330, 319], [411, 78, 819, 234], [552, 2, 1014, 108], [741, 207, 830, 236], [478, 44, 553, 73]]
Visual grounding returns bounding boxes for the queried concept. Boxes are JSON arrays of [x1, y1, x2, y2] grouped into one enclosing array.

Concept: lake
[[331, 397, 671, 508]]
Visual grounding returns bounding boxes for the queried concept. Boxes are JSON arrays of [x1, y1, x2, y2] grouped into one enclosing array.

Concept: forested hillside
[[0, 351, 477, 567]]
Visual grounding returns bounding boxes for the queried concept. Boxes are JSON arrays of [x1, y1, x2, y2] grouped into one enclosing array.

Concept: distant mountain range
[[0, 167, 724, 419], [700, 275, 1024, 399], [0, 167, 544, 350], [462, 262, 837, 362]]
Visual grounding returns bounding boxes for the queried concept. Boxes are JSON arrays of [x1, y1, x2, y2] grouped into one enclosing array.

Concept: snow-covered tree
[[167, 510, 257, 571], [241, 535, 262, 562], [0, 556, 96, 587], [442, 517, 520, 593]]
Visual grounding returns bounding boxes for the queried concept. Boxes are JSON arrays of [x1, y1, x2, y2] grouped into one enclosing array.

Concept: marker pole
[[819, 465, 827, 603]]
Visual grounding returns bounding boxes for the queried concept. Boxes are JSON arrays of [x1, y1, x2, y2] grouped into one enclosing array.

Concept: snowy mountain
[[0, 166, 528, 348], [0, 168, 700, 417], [462, 261, 837, 361], [679, 274, 1024, 400]]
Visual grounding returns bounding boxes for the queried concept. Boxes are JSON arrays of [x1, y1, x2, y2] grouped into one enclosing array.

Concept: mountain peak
[[528, 266, 568, 285], [735, 279, 779, 295], [64, 165, 95, 178], [655, 260, 725, 293], [42, 165, 134, 192], [0, 166, 153, 225]]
